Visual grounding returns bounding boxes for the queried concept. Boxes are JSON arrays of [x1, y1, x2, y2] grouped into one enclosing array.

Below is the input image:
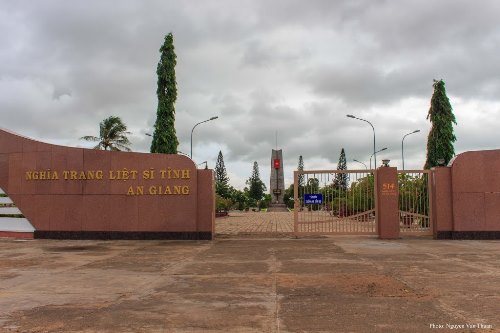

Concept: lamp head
[[210, 116, 218, 120], [413, 130, 420, 134], [346, 114, 355, 118], [197, 161, 208, 169]]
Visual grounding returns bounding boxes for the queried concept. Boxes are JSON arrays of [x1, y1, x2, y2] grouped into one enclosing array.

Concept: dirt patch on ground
[[277, 273, 425, 298], [5, 295, 273, 333], [42, 245, 109, 254], [0, 258, 40, 269], [0, 272, 19, 280]]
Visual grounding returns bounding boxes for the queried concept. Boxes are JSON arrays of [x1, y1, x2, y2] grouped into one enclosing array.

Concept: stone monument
[[268, 149, 288, 212]]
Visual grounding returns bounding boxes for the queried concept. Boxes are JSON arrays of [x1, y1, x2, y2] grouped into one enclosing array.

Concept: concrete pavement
[[0, 235, 499, 332]]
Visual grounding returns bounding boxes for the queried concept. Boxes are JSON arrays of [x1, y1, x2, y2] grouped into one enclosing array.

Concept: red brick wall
[[451, 150, 500, 232], [0, 128, 214, 239], [434, 149, 500, 238]]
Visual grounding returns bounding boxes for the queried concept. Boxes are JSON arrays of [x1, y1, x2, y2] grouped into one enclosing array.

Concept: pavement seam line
[[270, 248, 280, 333]]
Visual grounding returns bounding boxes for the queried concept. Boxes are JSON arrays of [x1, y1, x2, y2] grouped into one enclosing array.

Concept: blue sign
[[304, 194, 323, 204]]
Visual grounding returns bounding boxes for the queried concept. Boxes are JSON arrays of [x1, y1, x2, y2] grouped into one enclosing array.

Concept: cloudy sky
[[1, 0, 499, 189]]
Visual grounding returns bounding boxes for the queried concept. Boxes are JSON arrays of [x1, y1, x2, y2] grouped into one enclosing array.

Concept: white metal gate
[[294, 170, 377, 235]]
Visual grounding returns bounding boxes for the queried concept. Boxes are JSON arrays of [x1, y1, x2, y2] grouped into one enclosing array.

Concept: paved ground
[[0, 234, 498, 332], [216, 211, 294, 235]]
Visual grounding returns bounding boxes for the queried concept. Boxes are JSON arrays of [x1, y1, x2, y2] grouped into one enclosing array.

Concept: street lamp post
[[190, 116, 218, 159], [347, 115, 377, 169], [353, 159, 368, 169], [401, 130, 420, 170], [369, 147, 387, 169], [197, 161, 208, 170]]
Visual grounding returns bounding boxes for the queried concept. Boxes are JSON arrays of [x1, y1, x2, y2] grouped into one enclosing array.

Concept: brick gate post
[[376, 166, 400, 239]]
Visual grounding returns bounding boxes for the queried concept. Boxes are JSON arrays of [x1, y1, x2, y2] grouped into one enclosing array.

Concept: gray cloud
[[1, 0, 499, 189]]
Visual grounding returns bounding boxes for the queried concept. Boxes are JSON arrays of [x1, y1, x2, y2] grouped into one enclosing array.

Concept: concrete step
[[0, 187, 35, 238], [0, 207, 23, 215], [0, 197, 13, 205], [0, 217, 35, 232]]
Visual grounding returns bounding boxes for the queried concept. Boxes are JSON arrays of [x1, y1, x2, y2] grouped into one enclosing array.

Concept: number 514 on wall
[[382, 183, 396, 191]]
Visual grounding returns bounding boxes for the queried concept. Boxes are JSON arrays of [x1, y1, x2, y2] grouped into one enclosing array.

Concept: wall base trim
[[0, 231, 34, 239], [436, 231, 500, 240], [34, 231, 212, 240]]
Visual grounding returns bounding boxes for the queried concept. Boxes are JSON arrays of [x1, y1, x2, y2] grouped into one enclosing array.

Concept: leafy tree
[[398, 173, 429, 227], [229, 187, 248, 211], [283, 184, 295, 209], [259, 194, 272, 210], [243, 187, 257, 208], [305, 177, 320, 210], [333, 148, 349, 191], [215, 151, 231, 198], [81, 116, 131, 151], [151, 32, 179, 154], [347, 174, 375, 215], [306, 177, 320, 193], [216, 194, 232, 213], [424, 79, 457, 169], [297, 155, 304, 188], [246, 161, 267, 201]]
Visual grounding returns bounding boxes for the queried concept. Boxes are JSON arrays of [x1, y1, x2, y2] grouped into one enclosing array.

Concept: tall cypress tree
[[297, 155, 304, 188], [424, 80, 457, 169], [246, 161, 266, 201], [151, 32, 179, 154], [333, 148, 349, 191], [215, 151, 231, 198]]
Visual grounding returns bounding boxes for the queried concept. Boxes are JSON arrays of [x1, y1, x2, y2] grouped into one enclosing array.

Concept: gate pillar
[[376, 166, 400, 239], [431, 167, 453, 239]]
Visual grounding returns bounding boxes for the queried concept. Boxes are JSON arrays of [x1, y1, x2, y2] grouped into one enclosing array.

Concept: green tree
[[215, 151, 231, 198], [246, 161, 267, 201], [333, 148, 349, 191], [81, 116, 131, 151], [347, 174, 375, 215], [259, 194, 272, 210], [151, 32, 179, 154], [306, 177, 320, 193], [424, 79, 457, 169], [229, 187, 248, 211], [398, 173, 429, 227], [243, 187, 257, 208], [305, 177, 320, 210], [216, 194, 232, 213], [297, 155, 304, 188], [283, 184, 295, 209]]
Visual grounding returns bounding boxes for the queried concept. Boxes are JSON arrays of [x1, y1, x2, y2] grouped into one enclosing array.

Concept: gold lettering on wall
[[181, 169, 190, 179], [25, 168, 193, 195], [159, 168, 191, 179], [127, 186, 145, 196], [126, 185, 190, 196], [25, 170, 60, 180]]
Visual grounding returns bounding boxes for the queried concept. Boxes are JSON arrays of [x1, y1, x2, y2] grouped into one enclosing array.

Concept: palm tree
[[81, 116, 132, 151]]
